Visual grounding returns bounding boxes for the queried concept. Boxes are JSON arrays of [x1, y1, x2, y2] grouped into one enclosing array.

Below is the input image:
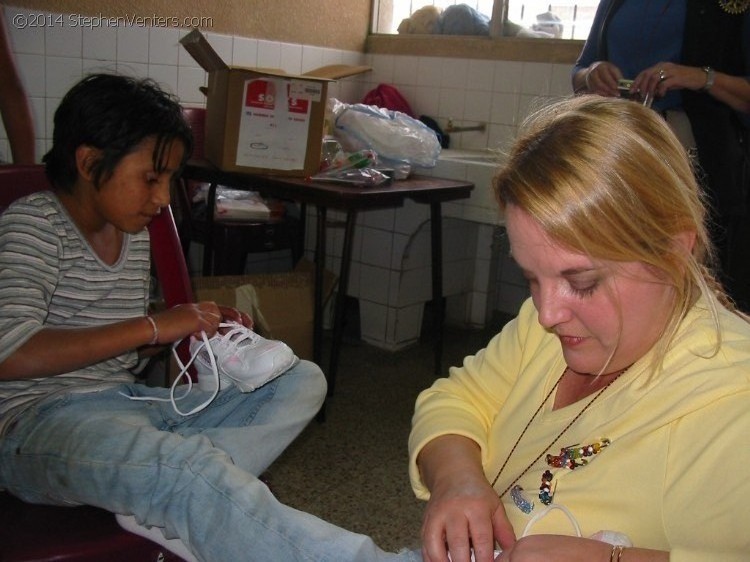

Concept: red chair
[[0, 164, 190, 561]]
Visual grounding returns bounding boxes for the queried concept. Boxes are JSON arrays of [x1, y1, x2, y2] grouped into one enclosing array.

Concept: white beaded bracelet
[[145, 315, 158, 345]]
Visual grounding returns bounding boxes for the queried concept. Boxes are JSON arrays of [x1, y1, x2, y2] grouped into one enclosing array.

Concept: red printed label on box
[[288, 95, 309, 114], [245, 80, 276, 110]]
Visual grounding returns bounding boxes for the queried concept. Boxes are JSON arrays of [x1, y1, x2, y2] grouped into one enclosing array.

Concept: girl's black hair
[[43, 73, 193, 191]]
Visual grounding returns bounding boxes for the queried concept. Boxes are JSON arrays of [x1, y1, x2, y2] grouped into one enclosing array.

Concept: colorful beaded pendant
[[539, 470, 555, 505], [537, 438, 612, 506], [545, 438, 611, 470], [510, 485, 534, 513]]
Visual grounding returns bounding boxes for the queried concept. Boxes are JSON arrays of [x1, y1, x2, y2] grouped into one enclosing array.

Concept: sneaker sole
[[227, 355, 299, 393]]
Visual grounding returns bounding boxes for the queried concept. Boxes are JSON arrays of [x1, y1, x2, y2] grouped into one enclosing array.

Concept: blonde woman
[[410, 96, 750, 562]]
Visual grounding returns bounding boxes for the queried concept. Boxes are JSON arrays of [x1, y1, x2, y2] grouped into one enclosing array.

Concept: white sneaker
[[190, 336, 235, 392], [196, 322, 298, 393]]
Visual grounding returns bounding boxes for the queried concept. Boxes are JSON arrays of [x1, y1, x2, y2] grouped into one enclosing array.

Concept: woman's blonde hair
[[494, 95, 734, 367]]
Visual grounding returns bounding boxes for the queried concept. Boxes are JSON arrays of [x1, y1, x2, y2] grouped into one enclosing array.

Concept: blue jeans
[[0, 360, 419, 562]]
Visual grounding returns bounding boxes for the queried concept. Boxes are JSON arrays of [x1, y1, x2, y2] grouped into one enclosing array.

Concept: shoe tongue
[[226, 326, 259, 347]]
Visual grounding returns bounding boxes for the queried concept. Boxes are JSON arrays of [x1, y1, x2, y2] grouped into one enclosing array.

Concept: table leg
[[313, 206, 327, 368], [202, 182, 218, 276], [327, 210, 357, 397], [430, 202, 444, 376], [313, 207, 328, 422]]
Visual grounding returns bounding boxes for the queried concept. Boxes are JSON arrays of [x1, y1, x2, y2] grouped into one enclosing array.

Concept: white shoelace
[[121, 329, 221, 416]]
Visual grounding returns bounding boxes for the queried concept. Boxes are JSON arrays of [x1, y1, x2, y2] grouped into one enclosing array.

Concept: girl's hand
[[149, 302, 222, 344], [218, 305, 254, 330]]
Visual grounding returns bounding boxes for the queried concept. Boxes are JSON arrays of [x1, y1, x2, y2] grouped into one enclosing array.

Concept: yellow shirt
[[409, 297, 750, 561]]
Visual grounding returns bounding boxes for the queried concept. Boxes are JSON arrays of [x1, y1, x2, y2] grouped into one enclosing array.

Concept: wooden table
[[182, 160, 474, 400]]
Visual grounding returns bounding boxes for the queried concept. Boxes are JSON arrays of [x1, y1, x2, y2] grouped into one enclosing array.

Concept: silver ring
[[658, 69, 667, 82]]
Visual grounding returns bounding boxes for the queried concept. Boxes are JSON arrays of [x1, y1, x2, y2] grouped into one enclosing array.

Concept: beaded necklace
[[719, 0, 750, 13], [489, 366, 627, 501]]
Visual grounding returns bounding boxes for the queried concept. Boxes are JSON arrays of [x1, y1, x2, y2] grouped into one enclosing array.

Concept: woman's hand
[[580, 61, 623, 97], [497, 536, 669, 562], [417, 435, 516, 562], [495, 535, 610, 562], [422, 474, 512, 562], [632, 62, 709, 101]]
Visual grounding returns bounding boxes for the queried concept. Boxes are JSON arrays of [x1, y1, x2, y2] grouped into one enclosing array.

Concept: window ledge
[[366, 34, 584, 64]]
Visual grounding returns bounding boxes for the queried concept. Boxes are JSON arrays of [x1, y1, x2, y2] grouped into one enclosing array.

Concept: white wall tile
[[321, 47, 343, 66], [45, 57, 82, 98], [148, 64, 179, 95], [46, 23, 81, 58], [368, 53, 395, 85], [521, 61, 552, 95], [177, 66, 207, 105], [440, 58, 468, 88], [493, 60, 523, 93], [301, 46, 324, 73], [489, 92, 520, 126], [16, 53, 46, 97], [148, 27, 180, 66], [361, 207, 396, 230], [232, 36, 259, 67], [359, 301, 388, 342], [439, 88, 465, 122], [394, 200, 429, 235], [417, 57, 443, 87], [412, 85, 440, 117], [117, 62, 149, 78], [463, 90, 492, 122], [204, 33, 233, 65], [392, 303, 424, 346], [360, 227, 394, 268], [257, 40, 281, 69], [393, 56, 419, 86], [358, 264, 392, 303], [551, 63, 574, 96], [467, 59, 496, 91], [83, 27, 117, 61], [81, 58, 119, 75], [280, 43, 303, 74], [117, 26, 149, 63]]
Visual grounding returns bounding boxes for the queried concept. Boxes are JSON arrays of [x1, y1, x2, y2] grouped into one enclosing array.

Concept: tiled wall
[[2, 5, 576, 349]]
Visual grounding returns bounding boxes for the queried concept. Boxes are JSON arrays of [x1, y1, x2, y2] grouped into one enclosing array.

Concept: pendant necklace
[[489, 366, 627, 502], [719, 0, 750, 14]]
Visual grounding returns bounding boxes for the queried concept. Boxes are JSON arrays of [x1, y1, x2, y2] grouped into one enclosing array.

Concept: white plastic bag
[[329, 98, 441, 168]]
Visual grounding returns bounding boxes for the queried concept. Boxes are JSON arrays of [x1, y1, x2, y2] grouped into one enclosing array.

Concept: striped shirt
[[0, 191, 151, 437]]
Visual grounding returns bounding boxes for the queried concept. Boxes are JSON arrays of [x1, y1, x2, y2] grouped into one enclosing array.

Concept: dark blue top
[[574, 0, 686, 110]]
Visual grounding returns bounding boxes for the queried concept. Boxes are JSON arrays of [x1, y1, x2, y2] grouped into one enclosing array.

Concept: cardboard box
[[180, 29, 370, 177], [191, 261, 337, 361]]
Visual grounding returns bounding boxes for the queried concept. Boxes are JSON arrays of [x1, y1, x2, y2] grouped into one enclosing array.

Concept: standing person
[[571, 0, 750, 311], [0, 73, 419, 562], [0, 9, 35, 164], [410, 96, 750, 562]]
